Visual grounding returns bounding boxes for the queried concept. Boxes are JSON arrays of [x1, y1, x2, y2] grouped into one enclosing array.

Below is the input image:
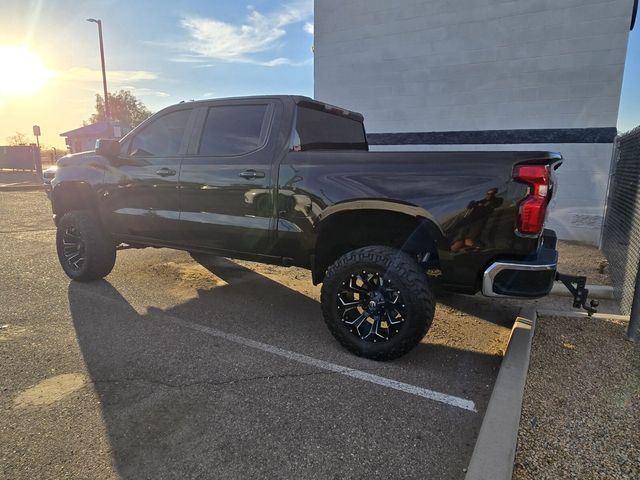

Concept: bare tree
[[5, 131, 31, 145]]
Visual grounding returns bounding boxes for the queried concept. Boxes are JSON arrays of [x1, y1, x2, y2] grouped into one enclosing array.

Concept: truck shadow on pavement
[[67, 257, 504, 479], [436, 292, 520, 329]]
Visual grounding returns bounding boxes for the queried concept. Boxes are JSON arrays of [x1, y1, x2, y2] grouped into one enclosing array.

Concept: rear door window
[[199, 104, 270, 156], [295, 106, 367, 151]]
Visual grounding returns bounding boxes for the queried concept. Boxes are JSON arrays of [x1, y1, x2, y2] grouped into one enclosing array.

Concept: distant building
[[315, 0, 637, 245], [60, 121, 130, 154]]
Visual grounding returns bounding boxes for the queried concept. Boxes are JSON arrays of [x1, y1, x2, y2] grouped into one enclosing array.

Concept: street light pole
[[86, 18, 110, 120]]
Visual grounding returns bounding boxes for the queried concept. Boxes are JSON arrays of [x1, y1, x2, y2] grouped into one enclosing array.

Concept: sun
[[0, 46, 51, 96]]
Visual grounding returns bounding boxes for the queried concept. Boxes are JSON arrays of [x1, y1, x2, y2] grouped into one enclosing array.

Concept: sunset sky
[[0, 0, 638, 148]]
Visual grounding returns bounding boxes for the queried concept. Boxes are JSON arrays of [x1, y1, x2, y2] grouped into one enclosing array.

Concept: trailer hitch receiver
[[555, 272, 599, 316]]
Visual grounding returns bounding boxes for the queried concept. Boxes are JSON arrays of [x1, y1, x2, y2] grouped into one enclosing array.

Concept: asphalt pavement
[[0, 170, 44, 190], [0, 191, 518, 479]]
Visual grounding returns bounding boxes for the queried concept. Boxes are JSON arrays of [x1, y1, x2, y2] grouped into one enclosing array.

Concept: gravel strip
[[557, 240, 611, 286], [514, 315, 639, 479]]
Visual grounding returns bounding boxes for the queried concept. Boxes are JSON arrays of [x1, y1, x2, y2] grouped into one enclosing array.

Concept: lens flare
[[0, 46, 51, 96]]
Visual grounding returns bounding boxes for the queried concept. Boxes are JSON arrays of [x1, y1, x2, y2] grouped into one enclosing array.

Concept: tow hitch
[[556, 272, 599, 316]]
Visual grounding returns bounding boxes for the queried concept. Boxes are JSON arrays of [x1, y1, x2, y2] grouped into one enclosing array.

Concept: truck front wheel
[[56, 210, 116, 281], [320, 246, 435, 361]]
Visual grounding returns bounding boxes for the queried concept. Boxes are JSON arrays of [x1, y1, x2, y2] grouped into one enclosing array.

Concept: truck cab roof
[[167, 95, 365, 122]]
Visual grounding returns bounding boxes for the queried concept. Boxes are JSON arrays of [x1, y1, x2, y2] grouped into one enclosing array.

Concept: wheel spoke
[[362, 321, 375, 339], [338, 297, 360, 308], [363, 316, 377, 339], [347, 276, 368, 294], [362, 315, 387, 341], [385, 289, 400, 304], [63, 246, 78, 255], [65, 251, 81, 262], [344, 310, 369, 328], [338, 296, 361, 315], [62, 226, 84, 271], [337, 269, 406, 344], [375, 316, 390, 340], [363, 273, 379, 290], [385, 309, 402, 326]]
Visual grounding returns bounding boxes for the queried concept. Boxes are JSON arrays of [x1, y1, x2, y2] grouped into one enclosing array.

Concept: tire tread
[[320, 246, 435, 361], [56, 210, 116, 281]]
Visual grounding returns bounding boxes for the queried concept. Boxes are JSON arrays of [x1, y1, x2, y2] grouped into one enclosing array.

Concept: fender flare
[[51, 181, 100, 219], [316, 199, 446, 244]]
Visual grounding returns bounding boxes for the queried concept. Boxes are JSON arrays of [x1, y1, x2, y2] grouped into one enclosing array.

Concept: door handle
[[239, 169, 265, 179], [156, 168, 176, 177]]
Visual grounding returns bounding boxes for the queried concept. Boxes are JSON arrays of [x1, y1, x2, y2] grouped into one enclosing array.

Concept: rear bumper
[[482, 229, 558, 298]]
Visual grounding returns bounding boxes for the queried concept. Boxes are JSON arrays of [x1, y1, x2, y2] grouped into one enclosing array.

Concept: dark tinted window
[[295, 106, 367, 151], [129, 109, 191, 157], [199, 105, 268, 156]]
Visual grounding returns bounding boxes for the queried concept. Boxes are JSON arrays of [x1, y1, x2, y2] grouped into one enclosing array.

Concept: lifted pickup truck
[[46, 95, 594, 360]]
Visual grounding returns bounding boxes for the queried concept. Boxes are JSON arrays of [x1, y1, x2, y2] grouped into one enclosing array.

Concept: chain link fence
[[602, 126, 640, 316]]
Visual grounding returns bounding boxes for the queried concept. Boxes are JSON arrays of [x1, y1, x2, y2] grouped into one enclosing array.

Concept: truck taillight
[[513, 164, 550, 235]]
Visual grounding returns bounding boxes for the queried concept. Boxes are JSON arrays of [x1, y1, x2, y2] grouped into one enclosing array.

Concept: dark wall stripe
[[367, 127, 618, 146]]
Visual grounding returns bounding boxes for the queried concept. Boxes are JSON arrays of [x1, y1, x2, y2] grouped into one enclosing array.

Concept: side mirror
[[95, 138, 121, 158]]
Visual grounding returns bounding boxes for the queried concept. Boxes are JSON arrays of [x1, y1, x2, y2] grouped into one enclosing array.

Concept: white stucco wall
[[314, 0, 635, 245]]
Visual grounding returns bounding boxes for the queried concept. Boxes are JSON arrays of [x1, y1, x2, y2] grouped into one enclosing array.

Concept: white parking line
[[173, 317, 477, 412], [78, 284, 478, 412]]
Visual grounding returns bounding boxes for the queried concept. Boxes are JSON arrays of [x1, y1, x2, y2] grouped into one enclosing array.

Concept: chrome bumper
[[482, 230, 558, 298]]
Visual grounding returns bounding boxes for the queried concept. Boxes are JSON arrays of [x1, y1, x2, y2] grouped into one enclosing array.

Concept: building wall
[[67, 136, 98, 154], [314, 0, 635, 245]]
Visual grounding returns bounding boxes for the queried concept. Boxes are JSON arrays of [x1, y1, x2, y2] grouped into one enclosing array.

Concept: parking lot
[[1, 191, 520, 479]]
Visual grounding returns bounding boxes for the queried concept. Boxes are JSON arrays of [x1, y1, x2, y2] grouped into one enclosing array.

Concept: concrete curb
[[465, 306, 537, 480], [550, 282, 614, 300], [0, 185, 44, 192], [536, 309, 629, 321]]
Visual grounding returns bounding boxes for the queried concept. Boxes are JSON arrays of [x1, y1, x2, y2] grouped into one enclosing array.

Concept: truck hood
[[56, 150, 109, 168]]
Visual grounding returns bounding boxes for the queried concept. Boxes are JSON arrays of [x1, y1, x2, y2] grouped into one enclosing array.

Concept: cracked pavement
[[0, 192, 518, 479]]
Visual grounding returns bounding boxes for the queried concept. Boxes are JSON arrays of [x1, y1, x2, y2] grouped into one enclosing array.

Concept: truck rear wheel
[[56, 210, 116, 281], [320, 246, 435, 361]]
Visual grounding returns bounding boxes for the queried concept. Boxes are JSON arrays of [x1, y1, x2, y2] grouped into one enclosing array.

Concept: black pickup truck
[[46, 95, 593, 360]]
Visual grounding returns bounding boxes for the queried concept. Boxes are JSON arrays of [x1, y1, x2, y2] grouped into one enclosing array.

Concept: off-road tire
[[321, 245, 435, 361], [56, 210, 116, 281]]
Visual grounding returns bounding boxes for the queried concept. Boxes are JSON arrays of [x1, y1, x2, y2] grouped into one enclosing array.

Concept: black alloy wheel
[[56, 210, 116, 281], [337, 269, 406, 343], [61, 225, 86, 271], [321, 245, 435, 361]]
